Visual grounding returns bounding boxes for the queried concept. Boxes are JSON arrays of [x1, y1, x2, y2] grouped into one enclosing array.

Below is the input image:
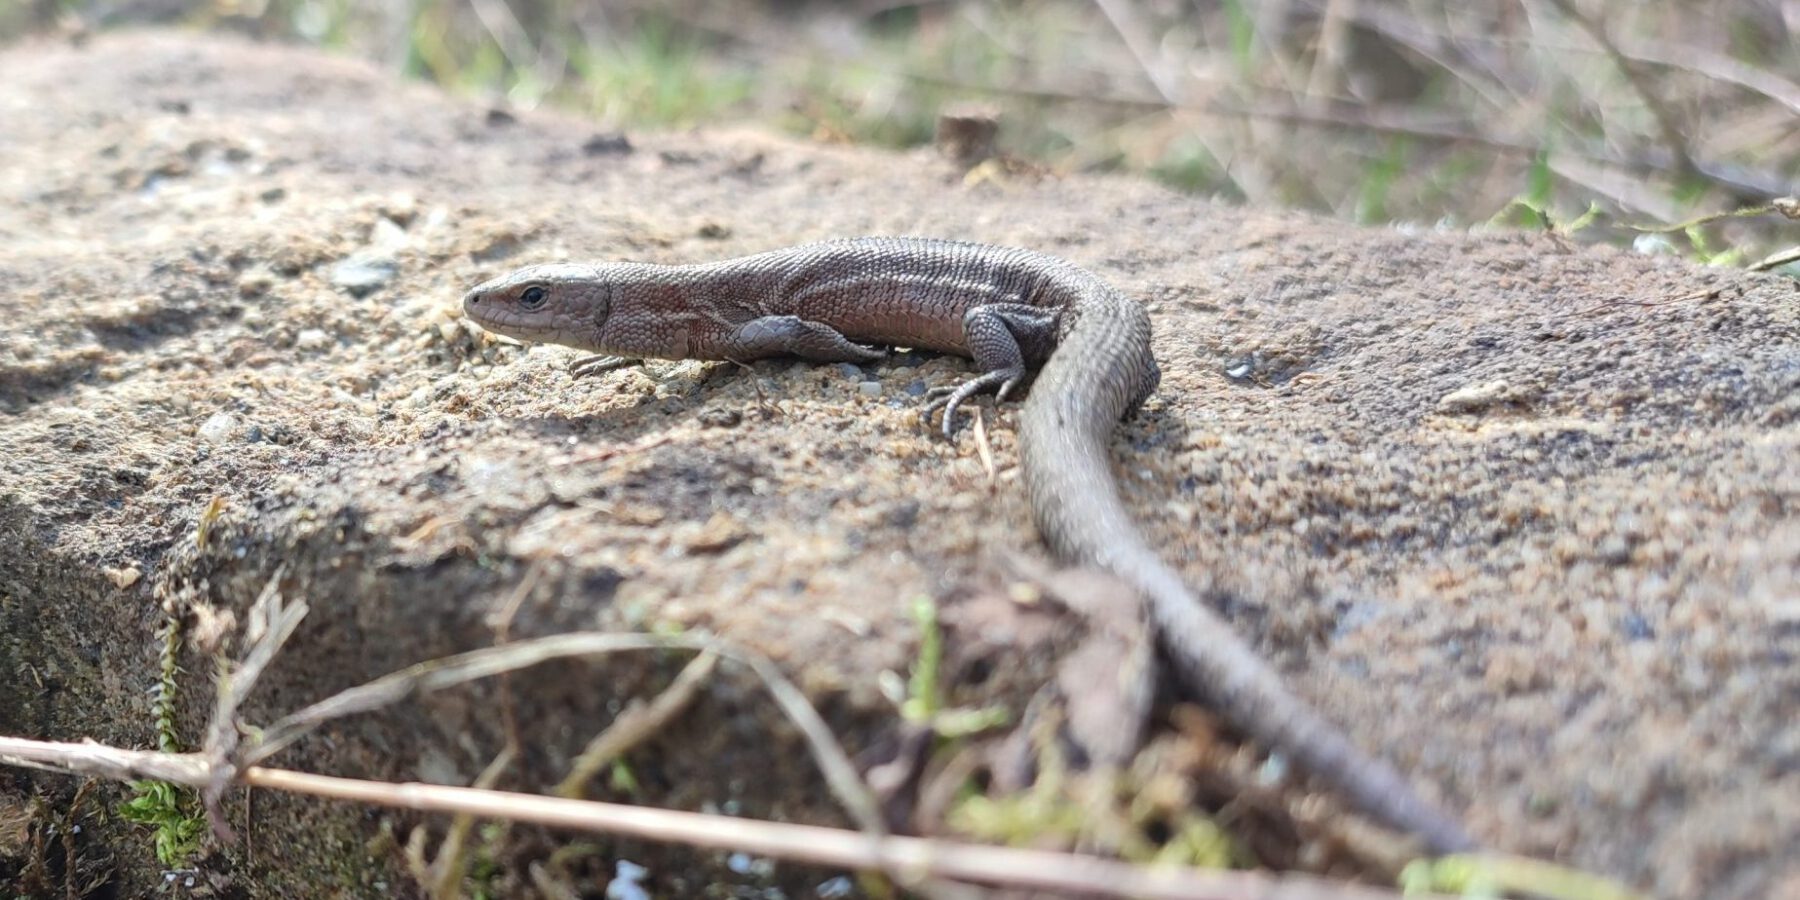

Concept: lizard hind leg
[[723, 315, 887, 363], [924, 303, 1058, 439]]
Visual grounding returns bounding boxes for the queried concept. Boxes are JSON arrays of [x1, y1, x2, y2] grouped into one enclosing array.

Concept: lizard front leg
[[721, 315, 887, 363], [924, 303, 1058, 438]]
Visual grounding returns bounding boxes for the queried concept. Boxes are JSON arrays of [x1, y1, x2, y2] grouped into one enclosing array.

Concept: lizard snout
[[461, 286, 487, 317]]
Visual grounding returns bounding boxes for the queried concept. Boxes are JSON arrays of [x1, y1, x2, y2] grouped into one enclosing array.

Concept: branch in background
[[1302, 0, 1800, 117], [604, 0, 1787, 201], [1536, 0, 1696, 180], [899, 64, 1791, 199], [1599, 39, 1800, 119], [1295, 0, 1523, 113], [1092, 0, 1182, 104]]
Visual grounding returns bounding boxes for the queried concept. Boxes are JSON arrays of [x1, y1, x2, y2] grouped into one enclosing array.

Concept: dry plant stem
[[1749, 246, 1800, 272], [0, 736, 1439, 900], [203, 566, 301, 842], [1624, 201, 1794, 234], [485, 560, 545, 759]]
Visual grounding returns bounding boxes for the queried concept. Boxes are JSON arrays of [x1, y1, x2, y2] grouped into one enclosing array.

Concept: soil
[[0, 30, 1795, 900]]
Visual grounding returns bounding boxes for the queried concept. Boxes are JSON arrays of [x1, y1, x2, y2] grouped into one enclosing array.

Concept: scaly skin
[[463, 236, 1476, 854]]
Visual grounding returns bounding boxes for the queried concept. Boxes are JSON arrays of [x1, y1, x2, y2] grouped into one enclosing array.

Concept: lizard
[[461, 235, 1477, 855]]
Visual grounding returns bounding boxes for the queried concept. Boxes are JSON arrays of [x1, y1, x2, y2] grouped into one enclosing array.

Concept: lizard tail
[[1018, 292, 1478, 856]]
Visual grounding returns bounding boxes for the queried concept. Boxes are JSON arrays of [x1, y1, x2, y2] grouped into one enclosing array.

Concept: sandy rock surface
[[0, 31, 1795, 899]]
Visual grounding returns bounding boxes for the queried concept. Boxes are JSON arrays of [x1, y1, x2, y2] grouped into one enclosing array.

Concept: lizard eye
[[519, 285, 548, 310]]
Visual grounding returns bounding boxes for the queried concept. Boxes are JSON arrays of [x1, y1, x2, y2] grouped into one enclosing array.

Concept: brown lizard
[[462, 236, 1477, 854]]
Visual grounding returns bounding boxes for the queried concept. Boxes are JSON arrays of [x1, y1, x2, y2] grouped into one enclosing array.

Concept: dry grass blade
[[554, 649, 720, 798], [424, 745, 517, 900], [1749, 245, 1800, 272], [238, 631, 885, 835], [973, 404, 996, 483]]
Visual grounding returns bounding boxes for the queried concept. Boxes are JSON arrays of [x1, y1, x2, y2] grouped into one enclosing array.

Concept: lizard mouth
[[461, 289, 553, 340]]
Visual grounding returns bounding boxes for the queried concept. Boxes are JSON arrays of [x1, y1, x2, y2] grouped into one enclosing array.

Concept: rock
[[3, 31, 1794, 900]]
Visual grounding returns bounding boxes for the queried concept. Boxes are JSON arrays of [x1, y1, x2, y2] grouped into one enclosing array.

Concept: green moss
[[117, 616, 203, 868]]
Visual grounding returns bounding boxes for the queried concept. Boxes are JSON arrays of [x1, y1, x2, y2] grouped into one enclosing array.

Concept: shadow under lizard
[[462, 236, 1476, 854]]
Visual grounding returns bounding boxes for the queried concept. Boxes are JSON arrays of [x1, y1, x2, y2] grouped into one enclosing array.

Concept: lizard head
[[462, 263, 611, 351]]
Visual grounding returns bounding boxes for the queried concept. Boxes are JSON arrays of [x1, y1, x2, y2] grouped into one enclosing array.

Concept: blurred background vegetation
[[3, 0, 1796, 266]]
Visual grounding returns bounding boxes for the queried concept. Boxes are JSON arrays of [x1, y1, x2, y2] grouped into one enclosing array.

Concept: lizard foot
[[570, 354, 641, 378], [923, 368, 1023, 439]]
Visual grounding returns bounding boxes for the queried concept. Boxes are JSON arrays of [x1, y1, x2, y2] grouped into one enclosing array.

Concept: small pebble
[[295, 328, 331, 351], [1438, 379, 1511, 413], [857, 380, 881, 397], [699, 408, 742, 428], [606, 860, 649, 900], [237, 267, 275, 297], [583, 132, 633, 156], [370, 216, 409, 250], [102, 566, 141, 589], [197, 411, 239, 444], [330, 252, 398, 297]]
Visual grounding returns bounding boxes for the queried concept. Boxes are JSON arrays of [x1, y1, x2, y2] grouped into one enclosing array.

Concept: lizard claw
[[923, 369, 1023, 439]]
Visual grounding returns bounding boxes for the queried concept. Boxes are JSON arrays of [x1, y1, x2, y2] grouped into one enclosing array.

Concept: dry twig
[[0, 735, 1439, 900]]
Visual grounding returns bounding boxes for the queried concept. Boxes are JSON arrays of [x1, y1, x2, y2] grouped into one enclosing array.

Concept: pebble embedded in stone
[[197, 411, 240, 444], [1438, 379, 1512, 413]]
